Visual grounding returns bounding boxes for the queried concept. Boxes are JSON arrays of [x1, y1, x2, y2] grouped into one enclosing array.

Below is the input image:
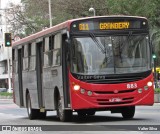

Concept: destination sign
[[99, 22, 130, 30], [71, 17, 148, 32]]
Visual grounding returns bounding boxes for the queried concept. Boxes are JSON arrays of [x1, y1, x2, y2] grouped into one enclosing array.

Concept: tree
[[6, 2, 40, 37], [7, 0, 160, 46], [55, 0, 109, 17], [8, 0, 110, 36]]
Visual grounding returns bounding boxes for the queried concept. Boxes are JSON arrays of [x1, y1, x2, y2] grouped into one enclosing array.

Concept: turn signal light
[[138, 88, 143, 93], [144, 86, 149, 90], [80, 88, 85, 94], [87, 91, 93, 96]]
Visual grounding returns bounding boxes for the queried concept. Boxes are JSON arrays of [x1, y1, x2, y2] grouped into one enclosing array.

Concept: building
[[0, 0, 12, 92]]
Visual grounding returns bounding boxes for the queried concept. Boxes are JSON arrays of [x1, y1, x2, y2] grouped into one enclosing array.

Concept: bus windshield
[[71, 34, 151, 75]]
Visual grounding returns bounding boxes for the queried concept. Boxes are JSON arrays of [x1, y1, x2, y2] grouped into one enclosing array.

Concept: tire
[[121, 106, 135, 119], [26, 93, 39, 120], [77, 111, 87, 116], [57, 97, 72, 122], [86, 111, 96, 116], [77, 110, 95, 116], [38, 111, 46, 119]]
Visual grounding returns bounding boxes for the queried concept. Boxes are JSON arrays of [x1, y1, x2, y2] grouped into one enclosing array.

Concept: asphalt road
[[0, 99, 160, 134]]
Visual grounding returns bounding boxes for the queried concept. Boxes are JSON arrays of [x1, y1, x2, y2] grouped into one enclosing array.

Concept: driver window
[[83, 42, 92, 72]]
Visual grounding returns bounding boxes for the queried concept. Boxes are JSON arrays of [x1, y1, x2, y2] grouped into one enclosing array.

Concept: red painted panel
[[69, 72, 154, 110]]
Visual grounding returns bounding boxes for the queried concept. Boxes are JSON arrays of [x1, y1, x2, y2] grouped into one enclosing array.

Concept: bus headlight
[[147, 81, 152, 87], [138, 88, 143, 93], [73, 85, 80, 91]]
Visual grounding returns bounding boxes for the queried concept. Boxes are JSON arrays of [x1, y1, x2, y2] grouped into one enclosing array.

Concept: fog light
[[73, 85, 80, 91], [138, 88, 143, 93], [144, 86, 149, 90], [80, 89, 85, 94], [147, 81, 152, 87], [87, 91, 92, 96]]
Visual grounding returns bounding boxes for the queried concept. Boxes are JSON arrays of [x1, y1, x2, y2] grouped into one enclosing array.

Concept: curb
[[154, 103, 160, 106]]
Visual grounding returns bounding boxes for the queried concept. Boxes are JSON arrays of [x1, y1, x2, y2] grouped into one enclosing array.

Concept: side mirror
[[65, 38, 71, 44]]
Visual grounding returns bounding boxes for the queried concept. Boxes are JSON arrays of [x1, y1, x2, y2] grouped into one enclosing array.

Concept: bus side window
[[23, 45, 28, 71], [52, 33, 61, 66], [13, 48, 18, 73], [44, 37, 49, 67], [49, 35, 54, 66], [29, 42, 36, 70], [43, 35, 54, 67]]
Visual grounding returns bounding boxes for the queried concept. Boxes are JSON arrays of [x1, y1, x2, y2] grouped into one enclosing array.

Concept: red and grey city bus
[[12, 16, 154, 122]]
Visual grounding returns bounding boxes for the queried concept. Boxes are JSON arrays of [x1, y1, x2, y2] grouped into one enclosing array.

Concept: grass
[[155, 88, 160, 93], [0, 92, 13, 96]]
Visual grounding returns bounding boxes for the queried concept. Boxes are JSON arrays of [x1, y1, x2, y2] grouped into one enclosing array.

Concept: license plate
[[109, 98, 122, 102]]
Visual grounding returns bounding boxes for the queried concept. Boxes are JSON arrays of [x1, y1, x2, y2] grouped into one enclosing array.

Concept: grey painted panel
[[43, 89, 54, 109], [22, 70, 39, 109], [29, 89, 39, 108], [28, 71, 39, 108], [43, 66, 63, 109], [14, 74, 20, 106], [22, 71, 28, 107]]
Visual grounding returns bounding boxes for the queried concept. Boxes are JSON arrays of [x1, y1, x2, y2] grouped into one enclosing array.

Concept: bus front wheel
[[121, 106, 135, 119], [87, 111, 96, 116], [57, 97, 72, 122], [26, 93, 39, 120]]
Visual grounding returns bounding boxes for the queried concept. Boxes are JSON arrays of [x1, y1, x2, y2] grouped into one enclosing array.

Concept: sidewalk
[[0, 96, 13, 99]]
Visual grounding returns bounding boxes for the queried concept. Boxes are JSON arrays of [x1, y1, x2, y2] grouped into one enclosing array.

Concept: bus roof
[[12, 15, 147, 47]]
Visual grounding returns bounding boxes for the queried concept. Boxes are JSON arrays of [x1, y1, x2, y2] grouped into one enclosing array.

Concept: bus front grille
[[94, 89, 136, 94]]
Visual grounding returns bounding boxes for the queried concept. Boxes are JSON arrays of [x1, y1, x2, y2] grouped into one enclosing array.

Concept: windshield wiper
[[89, 32, 105, 53]]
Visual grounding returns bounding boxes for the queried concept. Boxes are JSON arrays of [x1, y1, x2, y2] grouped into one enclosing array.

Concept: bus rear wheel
[[121, 106, 135, 119], [57, 97, 72, 122], [26, 93, 39, 120]]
